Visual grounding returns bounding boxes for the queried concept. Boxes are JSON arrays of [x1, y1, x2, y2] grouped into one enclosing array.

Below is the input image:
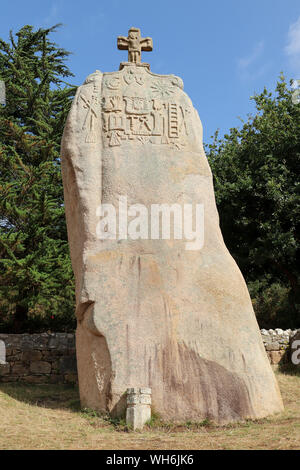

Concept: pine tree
[[0, 24, 77, 332]]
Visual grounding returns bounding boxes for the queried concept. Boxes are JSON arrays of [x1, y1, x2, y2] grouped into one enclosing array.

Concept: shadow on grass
[[0, 383, 225, 433], [0, 382, 129, 431], [1, 374, 294, 434], [278, 363, 300, 377], [0, 382, 81, 411]]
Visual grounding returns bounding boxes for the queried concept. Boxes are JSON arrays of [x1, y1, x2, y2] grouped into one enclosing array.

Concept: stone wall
[[0, 329, 299, 384], [261, 328, 299, 365], [0, 333, 77, 384]]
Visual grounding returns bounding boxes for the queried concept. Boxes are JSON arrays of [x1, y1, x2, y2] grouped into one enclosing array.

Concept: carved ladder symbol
[[168, 104, 179, 138]]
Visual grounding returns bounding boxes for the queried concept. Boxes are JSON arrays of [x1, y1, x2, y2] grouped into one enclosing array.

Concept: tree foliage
[[0, 25, 77, 332], [0, 25, 298, 332], [207, 76, 300, 328]]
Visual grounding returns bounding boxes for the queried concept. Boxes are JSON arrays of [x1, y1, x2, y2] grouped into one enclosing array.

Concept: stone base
[[119, 61, 150, 71], [126, 388, 151, 430]]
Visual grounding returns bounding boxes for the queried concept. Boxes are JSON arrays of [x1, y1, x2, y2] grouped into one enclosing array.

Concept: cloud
[[237, 41, 264, 70], [43, 2, 59, 26], [237, 41, 269, 80], [285, 15, 300, 72]]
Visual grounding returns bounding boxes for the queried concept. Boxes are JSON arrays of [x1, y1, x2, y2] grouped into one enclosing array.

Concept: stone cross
[[117, 27, 153, 64], [61, 31, 284, 424]]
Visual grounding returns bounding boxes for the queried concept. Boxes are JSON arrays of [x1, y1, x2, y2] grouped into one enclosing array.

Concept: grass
[[0, 367, 299, 450]]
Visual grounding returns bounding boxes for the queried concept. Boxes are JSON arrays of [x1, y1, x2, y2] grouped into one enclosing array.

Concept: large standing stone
[[61, 28, 283, 423]]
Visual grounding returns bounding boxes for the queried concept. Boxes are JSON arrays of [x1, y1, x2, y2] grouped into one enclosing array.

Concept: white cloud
[[286, 16, 300, 56], [237, 41, 268, 80], [238, 41, 264, 70], [43, 3, 59, 26], [285, 15, 300, 72]]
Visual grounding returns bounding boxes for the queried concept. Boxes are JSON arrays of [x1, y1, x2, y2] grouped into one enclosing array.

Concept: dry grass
[[0, 367, 299, 450]]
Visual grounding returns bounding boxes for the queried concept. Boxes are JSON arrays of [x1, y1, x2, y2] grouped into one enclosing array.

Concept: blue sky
[[1, 0, 300, 142]]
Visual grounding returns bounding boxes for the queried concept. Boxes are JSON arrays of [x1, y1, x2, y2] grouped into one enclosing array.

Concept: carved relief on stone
[[105, 76, 121, 90], [117, 27, 153, 64], [151, 80, 175, 99], [101, 79, 190, 148], [123, 96, 150, 114], [79, 94, 99, 143], [79, 70, 102, 143], [170, 76, 184, 90], [102, 95, 123, 112], [83, 70, 102, 85], [123, 67, 145, 86]]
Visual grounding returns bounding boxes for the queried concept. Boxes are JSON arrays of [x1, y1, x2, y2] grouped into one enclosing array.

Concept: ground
[[0, 366, 299, 450]]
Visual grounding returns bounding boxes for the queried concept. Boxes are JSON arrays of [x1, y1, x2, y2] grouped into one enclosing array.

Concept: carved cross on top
[[117, 27, 153, 64]]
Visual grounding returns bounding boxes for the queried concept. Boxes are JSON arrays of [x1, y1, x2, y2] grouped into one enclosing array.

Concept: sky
[[0, 0, 300, 143]]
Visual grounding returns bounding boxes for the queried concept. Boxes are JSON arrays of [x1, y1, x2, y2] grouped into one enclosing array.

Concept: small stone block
[[127, 395, 141, 405], [0, 363, 10, 376], [126, 387, 140, 394], [22, 350, 42, 362], [126, 387, 152, 430], [140, 395, 151, 405], [126, 404, 151, 431], [30, 361, 51, 374], [11, 362, 29, 375]]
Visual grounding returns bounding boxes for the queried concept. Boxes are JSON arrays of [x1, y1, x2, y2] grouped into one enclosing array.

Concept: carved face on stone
[[128, 29, 140, 50], [129, 31, 138, 40]]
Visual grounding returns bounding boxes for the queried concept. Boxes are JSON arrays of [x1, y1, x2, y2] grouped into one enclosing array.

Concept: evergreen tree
[[0, 24, 77, 332], [207, 76, 300, 328]]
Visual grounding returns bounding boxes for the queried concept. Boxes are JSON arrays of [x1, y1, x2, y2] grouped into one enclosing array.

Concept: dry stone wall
[[0, 329, 298, 384], [0, 333, 77, 384], [261, 329, 299, 365]]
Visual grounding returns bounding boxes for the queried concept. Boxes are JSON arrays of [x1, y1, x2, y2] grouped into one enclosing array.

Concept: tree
[[206, 76, 300, 328], [0, 24, 77, 332]]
